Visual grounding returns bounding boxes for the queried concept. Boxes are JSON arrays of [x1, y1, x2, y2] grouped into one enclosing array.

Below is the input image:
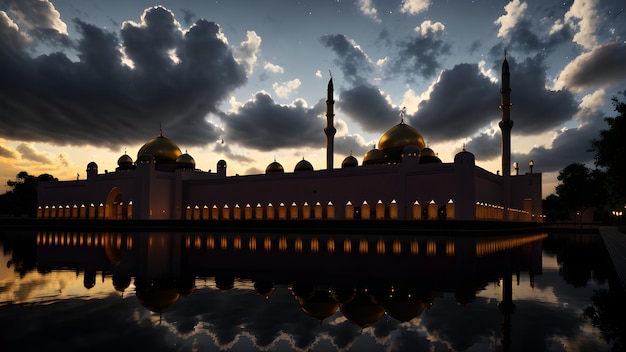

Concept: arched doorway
[[105, 187, 127, 219]]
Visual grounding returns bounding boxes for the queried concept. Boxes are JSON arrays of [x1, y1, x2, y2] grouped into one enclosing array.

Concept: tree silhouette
[[0, 172, 57, 217], [591, 93, 626, 210]]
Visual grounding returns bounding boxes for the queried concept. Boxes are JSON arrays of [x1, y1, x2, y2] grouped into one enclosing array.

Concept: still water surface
[[0, 229, 623, 351]]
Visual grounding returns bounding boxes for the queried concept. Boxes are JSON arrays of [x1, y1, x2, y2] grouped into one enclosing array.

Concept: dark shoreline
[[0, 217, 599, 234]]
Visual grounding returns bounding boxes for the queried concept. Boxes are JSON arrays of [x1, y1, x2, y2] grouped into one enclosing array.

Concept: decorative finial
[[462, 143, 466, 152], [400, 107, 406, 123], [159, 122, 163, 136], [124, 147, 127, 155], [329, 70, 332, 79], [504, 48, 507, 59]]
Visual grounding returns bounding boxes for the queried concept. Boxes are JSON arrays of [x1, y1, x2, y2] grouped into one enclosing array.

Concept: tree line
[[544, 93, 626, 223]]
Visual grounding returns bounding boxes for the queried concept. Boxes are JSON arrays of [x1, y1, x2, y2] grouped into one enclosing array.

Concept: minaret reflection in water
[[35, 231, 545, 346]]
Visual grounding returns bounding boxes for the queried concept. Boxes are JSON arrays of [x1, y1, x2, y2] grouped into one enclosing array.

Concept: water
[[0, 229, 623, 351]]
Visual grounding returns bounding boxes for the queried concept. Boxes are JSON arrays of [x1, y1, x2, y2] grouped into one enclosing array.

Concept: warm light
[[393, 240, 402, 255], [295, 238, 303, 252], [310, 237, 319, 253], [377, 239, 385, 255], [327, 238, 335, 253], [359, 239, 368, 254], [249, 236, 257, 251], [264, 237, 272, 251], [344, 238, 352, 253]]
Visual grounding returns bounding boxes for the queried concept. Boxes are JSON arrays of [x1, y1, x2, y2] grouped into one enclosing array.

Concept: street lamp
[[529, 160, 534, 174], [513, 162, 519, 175]]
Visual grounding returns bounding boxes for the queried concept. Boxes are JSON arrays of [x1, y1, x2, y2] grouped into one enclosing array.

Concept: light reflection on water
[[0, 230, 622, 351]]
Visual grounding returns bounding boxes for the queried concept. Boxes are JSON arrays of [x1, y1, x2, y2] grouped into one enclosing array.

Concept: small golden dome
[[176, 153, 195, 169], [378, 121, 425, 151], [419, 147, 442, 164], [294, 158, 313, 172], [137, 135, 182, 165], [266, 161, 284, 173], [118, 154, 133, 165], [421, 147, 436, 157], [341, 155, 358, 168], [362, 148, 385, 165]]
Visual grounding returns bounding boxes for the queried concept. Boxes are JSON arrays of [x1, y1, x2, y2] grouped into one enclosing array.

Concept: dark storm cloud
[[520, 115, 602, 173], [412, 56, 578, 143], [338, 84, 399, 133], [0, 6, 247, 148], [509, 56, 579, 134], [334, 135, 371, 160], [467, 105, 603, 170], [220, 92, 325, 152], [465, 131, 500, 161], [557, 42, 626, 92], [389, 22, 451, 80], [320, 34, 373, 85], [504, 18, 572, 55], [411, 63, 498, 141]]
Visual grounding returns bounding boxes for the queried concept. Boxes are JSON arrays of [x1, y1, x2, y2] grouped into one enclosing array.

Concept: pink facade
[[37, 60, 543, 222], [37, 149, 542, 221]]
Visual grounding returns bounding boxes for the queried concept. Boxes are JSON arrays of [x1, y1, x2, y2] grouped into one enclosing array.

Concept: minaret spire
[[499, 55, 514, 221], [499, 55, 513, 176], [324, 75, 336, 170]]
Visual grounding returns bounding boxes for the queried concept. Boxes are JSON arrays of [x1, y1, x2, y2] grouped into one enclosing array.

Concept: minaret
[[324, 77, 336, 170], [499, 55, 513, 220], [499, 56, 513, 177]]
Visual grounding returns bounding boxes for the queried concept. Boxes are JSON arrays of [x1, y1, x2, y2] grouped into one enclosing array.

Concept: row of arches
[[475, 202, 531, 221], [37, 202, 133, 220], [184, 200, 457, 221]]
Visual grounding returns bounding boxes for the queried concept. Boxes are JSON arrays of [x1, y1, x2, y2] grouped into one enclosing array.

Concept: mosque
[[37, 58, 542, 222]]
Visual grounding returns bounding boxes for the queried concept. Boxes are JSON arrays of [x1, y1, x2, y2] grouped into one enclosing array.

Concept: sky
[[1, 0, 625, 198]]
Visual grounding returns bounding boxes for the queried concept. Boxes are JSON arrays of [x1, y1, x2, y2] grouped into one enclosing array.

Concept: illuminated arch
[[105, 187, 128, 220]]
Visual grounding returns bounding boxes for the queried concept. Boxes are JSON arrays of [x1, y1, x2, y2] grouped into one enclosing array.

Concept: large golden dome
[[137, 134, 182, 165], [378, 121, 425, 151]]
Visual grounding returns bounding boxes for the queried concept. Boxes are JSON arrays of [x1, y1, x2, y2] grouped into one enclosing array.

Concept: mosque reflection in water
[[35, 231, 544, 328]]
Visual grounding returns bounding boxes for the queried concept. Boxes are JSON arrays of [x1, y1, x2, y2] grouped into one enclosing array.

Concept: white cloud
[[415, 20, 445, 38], [494, 0, 528, 39], [3, 0, 67, 35], [234, 30, 262, 76], [357, 0, 380, 23], [579, 89, 605, 110], [400, 0, 431, 15], [0, 11, 31, 51], [263, 62, 284, 74], [315, 70, 323, 78], [272, 79, 302, 99], [553, 42, 626, 92], [564, 0, 600, 49]]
